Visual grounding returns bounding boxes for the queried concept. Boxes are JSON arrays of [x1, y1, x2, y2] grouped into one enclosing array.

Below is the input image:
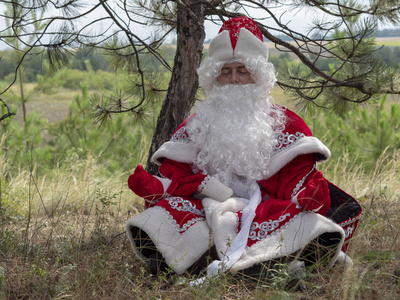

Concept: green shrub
[[301, 95, 400, 171], [45, 85, 154, 173]]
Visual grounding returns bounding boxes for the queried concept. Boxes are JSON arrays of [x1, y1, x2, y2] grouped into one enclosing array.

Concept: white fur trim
[[151, 141, 198, 165], [235, 28, 269, 60], [265, 136, 331, 180], [152, 136, 330, 182], [208, 30, 233, 62], [335, 250, 354, 267], [126, 207, 210, 274], [198, 185, 262, 282], [202, 198, 221, 228], [230, 212, 345, 272], [202, 197, 247, 256], [209, 28, 268, 63], [199, 177, 233, 202]]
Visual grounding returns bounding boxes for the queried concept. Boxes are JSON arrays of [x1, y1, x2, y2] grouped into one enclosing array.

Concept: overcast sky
[[0, 2, 397, 50]]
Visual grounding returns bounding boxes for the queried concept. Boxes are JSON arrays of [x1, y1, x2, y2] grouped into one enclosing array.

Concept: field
[[9, 84, 77, 124], [1, 54, 400, 298], [1, 131, 400, 299], [375, 36, 400, 46]]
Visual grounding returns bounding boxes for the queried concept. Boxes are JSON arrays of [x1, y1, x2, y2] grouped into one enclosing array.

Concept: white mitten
[[198, 176, 233, 202], [202, 197, 247, 257]]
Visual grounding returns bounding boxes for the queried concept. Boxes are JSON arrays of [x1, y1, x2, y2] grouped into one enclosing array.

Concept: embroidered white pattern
[[166, 196, 205, 216], [340, 213, 361, 227], [170, 126, 190, 143], [235, 212, 240, 234], [196, 175, 211, 194], [247, 212, 304, 246], [290, 164, 316, 199], [248, 213, 291, 241], [274, 132, 305, 153], [343, 225, 355, 239], [154, 206, 204, 233]]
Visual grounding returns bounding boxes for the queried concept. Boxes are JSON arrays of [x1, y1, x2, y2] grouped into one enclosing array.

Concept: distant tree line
[[1, 43, 399, 85], [272, 28, 400, 42], [374, 28, 400, 37], [310, 46, 400, 73], [0, 48, 108, 83], [0, 47, 176, 83]]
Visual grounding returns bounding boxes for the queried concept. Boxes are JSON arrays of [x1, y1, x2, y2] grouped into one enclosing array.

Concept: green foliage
[[301, 95, 400, 170], [1, 44, 168, 181], [1, 92, 155, 182], [269, 53, 296, 75], [45, 85, 154, 173], [371, 46, 400, 69], [37, 63, 127, 91], [0, 52, 17, 80], [0, 108, 48, 174], [0, 178, 25, 221], [281, 20, 400, 107], [0, 48, 111, 83], [70, 48, 109, 72]]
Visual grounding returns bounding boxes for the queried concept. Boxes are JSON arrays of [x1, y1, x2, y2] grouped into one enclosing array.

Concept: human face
[[216, 62, 255, 85]]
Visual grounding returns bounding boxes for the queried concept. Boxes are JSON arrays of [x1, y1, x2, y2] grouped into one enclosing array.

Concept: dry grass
[[374, 36, 400, 47], [1, 140, 400, 299], [319, 148, 400, 300], [7, 83, 87, 124], [1, 141, 399, 297]]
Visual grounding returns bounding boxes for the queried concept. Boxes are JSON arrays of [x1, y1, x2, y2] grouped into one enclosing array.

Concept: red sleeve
[[258, 154, 331, 215], [159, 158, 208, 197]]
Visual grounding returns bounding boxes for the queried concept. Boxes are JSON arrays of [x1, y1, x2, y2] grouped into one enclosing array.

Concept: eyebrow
[[221, 65, 247, 71]]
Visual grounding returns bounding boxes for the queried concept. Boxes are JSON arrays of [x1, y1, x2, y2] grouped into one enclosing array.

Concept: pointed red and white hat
[[208, 16, 269, 62]]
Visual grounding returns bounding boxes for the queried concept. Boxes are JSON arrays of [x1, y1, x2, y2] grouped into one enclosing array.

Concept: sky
[[0, 1, 398, 50], [175, 4, 397, 43]]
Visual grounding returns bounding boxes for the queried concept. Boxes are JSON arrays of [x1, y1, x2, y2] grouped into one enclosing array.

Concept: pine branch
[[0, 99, 16, 122]]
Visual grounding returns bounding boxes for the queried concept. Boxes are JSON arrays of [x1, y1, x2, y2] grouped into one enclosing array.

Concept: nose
[[230, 70, 240, 84]]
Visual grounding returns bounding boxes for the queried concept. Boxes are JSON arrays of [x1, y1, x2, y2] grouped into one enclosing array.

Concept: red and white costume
[[125, 16, 362, 278], [126, 108, 361, 275]]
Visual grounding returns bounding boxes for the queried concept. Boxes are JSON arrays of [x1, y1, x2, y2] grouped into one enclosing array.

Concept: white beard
[[187, 84, 285, 187]]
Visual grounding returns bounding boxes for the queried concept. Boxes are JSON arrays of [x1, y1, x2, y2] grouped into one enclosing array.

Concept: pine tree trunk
[[146, 1, 205, 174]]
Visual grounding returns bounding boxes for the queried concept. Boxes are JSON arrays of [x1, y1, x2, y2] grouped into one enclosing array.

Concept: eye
[[220, 69, 231, 75], [238, 68, 250, 74]]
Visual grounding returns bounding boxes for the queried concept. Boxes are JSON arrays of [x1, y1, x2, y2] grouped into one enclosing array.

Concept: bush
[[37, 64, 128, 92], [46, 85, 154, 173], [301, 95, 400, 171]]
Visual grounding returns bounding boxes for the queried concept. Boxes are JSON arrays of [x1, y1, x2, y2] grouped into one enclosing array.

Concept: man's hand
[[128, 165, 164, 201], [293, 171, 329, 213], [199, 176, 234, 202]]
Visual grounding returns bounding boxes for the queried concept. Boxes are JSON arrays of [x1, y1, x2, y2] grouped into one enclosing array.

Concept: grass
[[374, 37, 400, 47], [5, 83, 91, 124], [1, 135, 400, 299], [1, 78, 400, 298]]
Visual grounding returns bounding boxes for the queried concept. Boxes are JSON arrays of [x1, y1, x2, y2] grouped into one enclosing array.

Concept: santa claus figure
[[126, 16, 362, 283]]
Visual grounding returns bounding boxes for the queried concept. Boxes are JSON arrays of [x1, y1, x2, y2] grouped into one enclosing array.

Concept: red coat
[[126, 107, 362, 274]]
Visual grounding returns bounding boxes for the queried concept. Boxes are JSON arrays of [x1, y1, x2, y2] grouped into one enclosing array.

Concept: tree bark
[[146, 1, 205, 174]]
